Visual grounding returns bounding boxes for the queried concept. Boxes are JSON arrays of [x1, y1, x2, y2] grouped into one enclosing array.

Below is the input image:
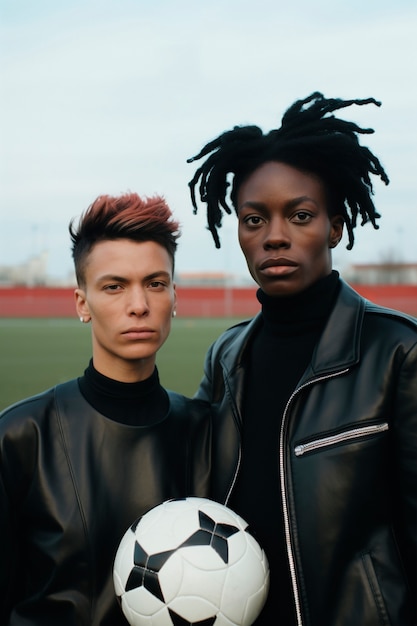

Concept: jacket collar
[[219, 314, 262, 375], [219, 279, 365, 381], [306, 279, 365, 378]]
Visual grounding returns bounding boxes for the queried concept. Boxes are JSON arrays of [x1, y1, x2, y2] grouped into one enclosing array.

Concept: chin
[[260, 279, 304, 298]]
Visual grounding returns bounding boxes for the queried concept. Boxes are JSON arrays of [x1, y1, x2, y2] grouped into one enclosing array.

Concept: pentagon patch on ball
[[113, 497, 270, 626]]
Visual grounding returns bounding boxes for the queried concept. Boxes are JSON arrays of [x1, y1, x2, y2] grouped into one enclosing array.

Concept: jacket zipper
[[225, 446, 241, 506], [223, 379, 243, 507], [294, 422, 389, 457], [279, 368, 349, 626]]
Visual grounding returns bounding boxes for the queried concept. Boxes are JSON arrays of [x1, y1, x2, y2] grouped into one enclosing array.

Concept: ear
[[329, 216, 344, 249], [74, 288, 91, 322]]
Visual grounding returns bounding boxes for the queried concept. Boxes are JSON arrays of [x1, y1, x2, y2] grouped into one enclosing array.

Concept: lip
[[259, 257, 298, 270], [258, 257, 299, 278], [122, 327, 155, 338]]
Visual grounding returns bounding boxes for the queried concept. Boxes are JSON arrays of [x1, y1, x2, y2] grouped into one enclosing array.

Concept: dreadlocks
[[187, 92, 389, 250]]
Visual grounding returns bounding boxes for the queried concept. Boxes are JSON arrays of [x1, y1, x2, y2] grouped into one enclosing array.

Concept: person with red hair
[[0, 193, 211, 625]]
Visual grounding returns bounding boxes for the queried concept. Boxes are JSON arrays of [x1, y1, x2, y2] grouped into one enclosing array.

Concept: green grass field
[[0, 317, 243, 412]]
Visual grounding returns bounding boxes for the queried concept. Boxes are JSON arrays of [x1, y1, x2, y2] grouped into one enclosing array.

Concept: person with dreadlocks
[[187, 93, 417, 626], [0, 193, 211, 625]]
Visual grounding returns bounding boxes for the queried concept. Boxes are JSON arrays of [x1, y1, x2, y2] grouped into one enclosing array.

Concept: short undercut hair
[[187, 92, 389, 250], [69, 193, 180, 286]]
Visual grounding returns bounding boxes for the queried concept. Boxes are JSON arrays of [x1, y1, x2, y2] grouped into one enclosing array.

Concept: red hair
[[70, 193, 180, 285]]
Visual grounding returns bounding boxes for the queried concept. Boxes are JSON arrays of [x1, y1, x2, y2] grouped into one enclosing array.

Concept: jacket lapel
[[305, 280, 365, 380]]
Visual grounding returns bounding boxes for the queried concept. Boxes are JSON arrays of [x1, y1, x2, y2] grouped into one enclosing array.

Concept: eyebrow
[[238, 196, 320, 211], [96, 270, 172, 285]]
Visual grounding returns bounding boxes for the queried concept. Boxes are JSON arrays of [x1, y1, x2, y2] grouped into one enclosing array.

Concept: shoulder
[[224, 318, 253, 338], [0, 380, 78, 432], [0, 388, 57, 485], [217, 317, 255, 340], [361, 300, 417, 354], [339, 279, 417, 340], [363, 300, 417, 332], [166, 390, 210, 418], [206, 316, 259, 359], [0, 387, 55, 426], [165, 391, 211, 439]]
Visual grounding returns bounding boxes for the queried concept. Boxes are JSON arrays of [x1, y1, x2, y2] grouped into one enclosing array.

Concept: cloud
[[1, 0, 416, 278]]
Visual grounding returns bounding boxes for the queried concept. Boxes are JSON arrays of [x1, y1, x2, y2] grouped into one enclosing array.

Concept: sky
[[1, 0, 416, 281]]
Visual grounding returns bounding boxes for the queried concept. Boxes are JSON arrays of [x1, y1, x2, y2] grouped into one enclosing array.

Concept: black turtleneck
[[78, 361, 169, 426], [229, 271, 340, 625]]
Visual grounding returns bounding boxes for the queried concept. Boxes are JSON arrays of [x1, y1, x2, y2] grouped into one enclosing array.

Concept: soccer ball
[[113, 497, 270, 626]]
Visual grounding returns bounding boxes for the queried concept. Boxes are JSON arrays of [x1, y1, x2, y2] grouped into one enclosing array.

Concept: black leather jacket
[[196, 280, 417, 626], [0, 380, 211, 625]]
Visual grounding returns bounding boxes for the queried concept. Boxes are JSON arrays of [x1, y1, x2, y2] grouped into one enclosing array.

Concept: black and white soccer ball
[[113, 497, 270, 626]]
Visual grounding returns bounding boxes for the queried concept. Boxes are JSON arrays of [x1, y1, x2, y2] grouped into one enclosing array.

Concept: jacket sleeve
[[166, 391, 212, 498], [0, 402, 40, 620], [394, 339, 417, 607], [0, 465, 17, 620], [194, 319, 255, 405], [0, 418, 26, 619], [185, 398, 212, 498], [194, 341, 217, 404], [193, 326, 240, 404]]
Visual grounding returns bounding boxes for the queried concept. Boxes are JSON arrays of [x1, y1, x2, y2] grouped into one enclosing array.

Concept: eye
[[103, 284, 123, 292], [292, 211, 313, 223], [242, 214, 265, 227], [149, 280, 168, 290]]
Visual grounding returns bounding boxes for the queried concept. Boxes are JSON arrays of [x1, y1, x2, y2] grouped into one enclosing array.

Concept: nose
[[128, 287, 149, 317], [264, 216, 290, 250]]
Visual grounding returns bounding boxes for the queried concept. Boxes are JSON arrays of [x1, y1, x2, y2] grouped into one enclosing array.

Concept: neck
[[78, 360, 169, 425], [257, 271, 340, 331], [91, 354, 156, 383]]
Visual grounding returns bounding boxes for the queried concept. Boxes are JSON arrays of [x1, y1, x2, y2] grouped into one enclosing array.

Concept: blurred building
[[0, 251, 49, 286], [0, 252, 77, 286], [345, 263, 417, 285], [176, 272, 256, 287], [1, 257, 416, 290]]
